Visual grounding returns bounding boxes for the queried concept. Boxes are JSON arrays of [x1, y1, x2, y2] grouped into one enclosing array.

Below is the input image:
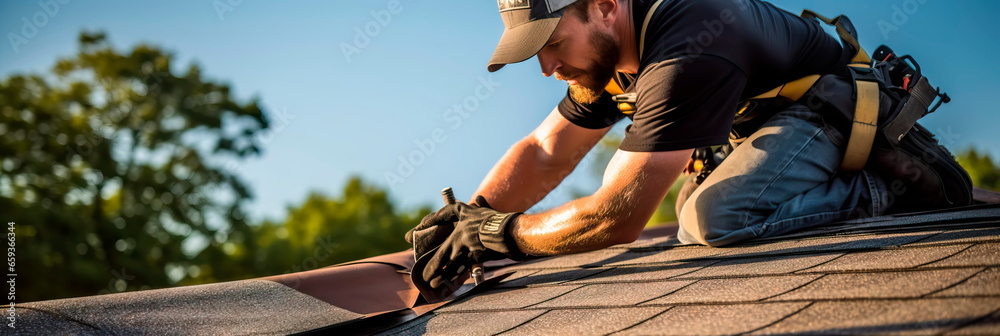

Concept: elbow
[[589, 193, 647, 247], [530, 142, 562, 171], [609, 233, 640, 246], [523, 134, 570, 172], [606, 222, 644, 246]]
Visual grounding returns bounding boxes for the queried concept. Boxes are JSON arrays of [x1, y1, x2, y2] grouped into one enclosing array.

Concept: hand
[[405, 204, 457, 261], [406, 196, 525, 293]]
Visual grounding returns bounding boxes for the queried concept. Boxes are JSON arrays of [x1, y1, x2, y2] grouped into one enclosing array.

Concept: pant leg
[[677, 104, 888, 246]]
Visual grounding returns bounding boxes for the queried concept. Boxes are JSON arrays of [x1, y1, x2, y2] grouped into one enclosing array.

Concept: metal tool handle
[[441, 187, 456, 205], [440, 187, 484, 285]]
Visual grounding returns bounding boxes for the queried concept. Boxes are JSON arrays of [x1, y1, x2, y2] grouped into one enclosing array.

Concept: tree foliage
[[956, 148, 1000, 191], [1, 32, 270, 301], [2, 32, 435, 301], [247, 177, 430, 278]]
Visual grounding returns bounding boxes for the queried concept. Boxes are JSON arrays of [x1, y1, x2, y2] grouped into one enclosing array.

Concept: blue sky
[[2, 0, 998, 221]]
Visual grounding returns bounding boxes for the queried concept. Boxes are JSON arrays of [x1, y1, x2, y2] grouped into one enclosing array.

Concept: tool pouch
[[802, 45, 973, 213]]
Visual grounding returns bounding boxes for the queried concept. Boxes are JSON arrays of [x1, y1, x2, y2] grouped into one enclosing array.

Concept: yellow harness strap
[[612, 7, 880, 171], [605, 80, 636, 114], [841, 79, 879, 171], [605, 0, 665, 115], [605, 80, 626, 95], [751, 10, 879, 171], [752, 75, 821, 101], [800, 9, 872, 66], [797, 9, 879, 171], [639, 0, 666, 59]]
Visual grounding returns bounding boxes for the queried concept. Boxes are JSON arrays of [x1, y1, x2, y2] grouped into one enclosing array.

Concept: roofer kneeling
[[406, 0, 973, 297]]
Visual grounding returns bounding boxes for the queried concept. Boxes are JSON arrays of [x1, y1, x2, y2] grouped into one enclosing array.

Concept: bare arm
[[471, 107, 612, 212], [510, 147, 692, 256]]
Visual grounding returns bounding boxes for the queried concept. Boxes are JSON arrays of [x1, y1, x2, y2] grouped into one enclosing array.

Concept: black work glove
[[405, 196, 526, 298]]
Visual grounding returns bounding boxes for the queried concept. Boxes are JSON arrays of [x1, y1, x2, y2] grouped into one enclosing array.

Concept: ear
[[595, 0, 618, 27]]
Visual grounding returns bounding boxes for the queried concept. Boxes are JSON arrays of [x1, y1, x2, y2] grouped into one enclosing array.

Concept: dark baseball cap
[[488, 0, 579, 72]]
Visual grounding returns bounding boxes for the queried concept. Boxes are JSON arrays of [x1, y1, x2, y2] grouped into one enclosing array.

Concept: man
[[406, 0, 962, 292]]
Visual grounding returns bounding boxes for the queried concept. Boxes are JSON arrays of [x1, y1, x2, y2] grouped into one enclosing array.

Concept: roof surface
[[21, 203, 1000, 335], [376, 205, 1000, 336]]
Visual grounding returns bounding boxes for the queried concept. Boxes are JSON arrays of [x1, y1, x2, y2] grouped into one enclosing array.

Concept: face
[[537, 7, 620, 104]]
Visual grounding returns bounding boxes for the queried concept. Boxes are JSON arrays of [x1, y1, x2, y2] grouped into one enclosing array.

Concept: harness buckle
[[612, 92, 637, 104], [613, 93, 638, 115]]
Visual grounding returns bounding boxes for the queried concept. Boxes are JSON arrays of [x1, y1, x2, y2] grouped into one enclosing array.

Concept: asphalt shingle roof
[[377, 205, 1000, 336], [20, 203, 1000, 335], [20, 279, 362, 335]]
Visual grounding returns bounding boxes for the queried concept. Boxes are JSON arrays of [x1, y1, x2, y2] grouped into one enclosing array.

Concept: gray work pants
[[677, 104, 889, 246]]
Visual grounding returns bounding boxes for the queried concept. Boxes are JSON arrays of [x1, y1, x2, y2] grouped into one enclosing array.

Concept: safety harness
[[755, 10, 880, 171], [606, 5, 951, 172]]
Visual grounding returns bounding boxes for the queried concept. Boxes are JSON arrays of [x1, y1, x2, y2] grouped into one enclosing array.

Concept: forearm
[[471, 137, 581, 213], [508, 149, 692, 256], [509, 193, 641, 256]]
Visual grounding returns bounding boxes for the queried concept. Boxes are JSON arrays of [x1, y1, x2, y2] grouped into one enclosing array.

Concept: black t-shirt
[[557, 0, 844, 152]]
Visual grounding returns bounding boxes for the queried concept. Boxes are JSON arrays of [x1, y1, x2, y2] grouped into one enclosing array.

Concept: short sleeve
[[556, 89, 627, 129], [618, 55, 747, 152]]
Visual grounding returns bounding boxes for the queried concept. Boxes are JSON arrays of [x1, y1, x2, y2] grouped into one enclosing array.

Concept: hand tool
[[440, 187, 485, 285]]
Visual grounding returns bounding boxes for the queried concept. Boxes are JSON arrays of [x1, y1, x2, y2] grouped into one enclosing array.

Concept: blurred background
[[2, 0, 999, 302]]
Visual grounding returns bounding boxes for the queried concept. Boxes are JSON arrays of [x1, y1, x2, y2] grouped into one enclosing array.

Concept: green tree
[[956, 148, 1000, 191], [0, 32, 269, 301], [246, 177, 430, 277]]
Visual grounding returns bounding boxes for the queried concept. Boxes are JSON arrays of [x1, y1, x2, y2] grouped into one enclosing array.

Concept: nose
[[537, 50, 561, 77]]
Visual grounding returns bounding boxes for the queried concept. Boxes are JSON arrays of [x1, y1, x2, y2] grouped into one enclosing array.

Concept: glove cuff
[[478, 212, 527, 261]]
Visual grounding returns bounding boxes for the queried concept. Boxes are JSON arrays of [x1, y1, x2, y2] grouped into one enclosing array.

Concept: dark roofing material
[[20, 279, 361, 335], [377, 205, 1000, 335], [20, 203, 1000, 335]]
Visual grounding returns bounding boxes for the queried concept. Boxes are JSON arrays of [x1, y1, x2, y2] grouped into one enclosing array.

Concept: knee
[[674, 176, 700, 219], [678, 185, 749, 247], [679, 190, 722, 247]]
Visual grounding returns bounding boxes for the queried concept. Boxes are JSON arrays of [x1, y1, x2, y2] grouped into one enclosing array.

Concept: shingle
[[719, 231, 939, 259], [618, 235, 685, 249], [17, 307, 103, 335], [617, 302, 809, 335], [645, 274, 820, 305], [715, 235, 860, 257], [505, 250, 651, 270], [437, 285, 580, 312], [804, 244, 970, 272], [907, 227, 1000, 247], [680, 253, 843, 278], [494, 269, 541, 285], [944, 309, 1000, 335], [532, 281, 695, 308], [577, 251, 665, 267], [384, 310, 547, 336], [932, 267, 1000, 297], [568, 260, 718, 284], [495, 268, 609, 288], [772, 268, 981, 301], [751, 298, 1000, 335], [502, 307, 668, 336], [926, 243, 1000, 267], [829, 207, 1000, 231], [22, 279, 361, 335], [831, 231, 941, 249], [604, 247, 726, 266]]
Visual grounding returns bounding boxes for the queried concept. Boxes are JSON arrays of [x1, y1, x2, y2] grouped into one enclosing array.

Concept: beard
[[559, 29, 620, 105]]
